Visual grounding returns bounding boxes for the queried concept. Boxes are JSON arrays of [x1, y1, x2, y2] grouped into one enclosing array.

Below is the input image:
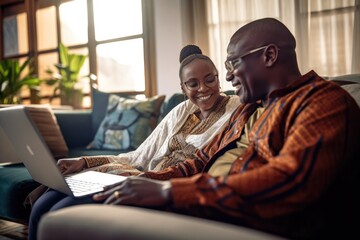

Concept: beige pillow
[[25, 105, 68, 159], [341, 84, 360, 107]]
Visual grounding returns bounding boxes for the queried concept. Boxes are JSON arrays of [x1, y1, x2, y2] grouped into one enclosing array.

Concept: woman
[[57, 45, 240, 175], [28, 45, 240, 240]]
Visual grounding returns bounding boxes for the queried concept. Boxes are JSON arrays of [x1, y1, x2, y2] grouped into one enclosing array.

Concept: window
[[3, 13, 28, 57], [93, 0, 143, 41], [96, 39, 145, 92], [0, 0, 155, 108], [59, 0, 88, 46], [36, 5, 57, 51], [92, 0, 145, 92]]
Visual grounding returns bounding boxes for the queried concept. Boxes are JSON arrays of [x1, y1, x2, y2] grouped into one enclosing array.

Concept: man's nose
[[226, 71, 234, 81]]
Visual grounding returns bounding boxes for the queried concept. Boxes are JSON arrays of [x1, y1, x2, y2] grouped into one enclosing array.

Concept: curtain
[[180, 0, 210, 54], [352, 0, 360, 73], [205, 0, 359, 90]]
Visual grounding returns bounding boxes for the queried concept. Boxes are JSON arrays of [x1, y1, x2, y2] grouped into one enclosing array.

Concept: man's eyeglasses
[[225, 45, 271, 72], [183, 74, 218, 91]]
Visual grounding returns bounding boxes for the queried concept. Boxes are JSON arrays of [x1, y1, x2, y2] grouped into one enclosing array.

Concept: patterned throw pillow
[[88, 94, 165, 150]]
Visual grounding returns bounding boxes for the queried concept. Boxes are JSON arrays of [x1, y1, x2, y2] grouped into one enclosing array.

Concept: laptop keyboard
[[65, 177, 104, 194]]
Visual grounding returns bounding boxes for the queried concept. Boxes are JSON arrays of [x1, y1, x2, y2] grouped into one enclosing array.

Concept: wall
[[153, 0, 185, 98], [153, 0, 213, 98]]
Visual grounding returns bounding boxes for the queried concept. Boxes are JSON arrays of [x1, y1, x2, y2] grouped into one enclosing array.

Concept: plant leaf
[[0, 58, 40, 103], [59, 43, 70, 66]]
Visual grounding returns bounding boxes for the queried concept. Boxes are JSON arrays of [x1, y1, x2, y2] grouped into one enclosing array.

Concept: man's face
[[225, 42, 269, 104]]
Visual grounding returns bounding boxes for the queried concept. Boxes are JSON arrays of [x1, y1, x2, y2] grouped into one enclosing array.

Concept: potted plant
[[45, 43, 88, 109], [0, 58, 40, 104]]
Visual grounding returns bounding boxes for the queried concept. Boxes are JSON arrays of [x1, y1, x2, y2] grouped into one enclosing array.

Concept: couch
[[1, 75, 360, 239]]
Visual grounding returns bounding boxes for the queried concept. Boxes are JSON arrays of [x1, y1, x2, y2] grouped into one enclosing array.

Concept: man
[[94, 18, 360, 238]]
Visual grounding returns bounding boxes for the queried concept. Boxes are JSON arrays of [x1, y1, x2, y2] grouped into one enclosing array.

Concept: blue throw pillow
[[88, 94, 165, 150], [91, 88, 131, 134]]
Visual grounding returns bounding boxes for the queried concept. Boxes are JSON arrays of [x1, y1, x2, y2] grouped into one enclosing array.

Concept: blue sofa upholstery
[[0, 164, 39, 222]]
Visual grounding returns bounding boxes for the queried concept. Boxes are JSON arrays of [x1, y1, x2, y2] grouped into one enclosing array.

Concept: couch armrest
[[38, 205, 283, 240], [54, 110, 93, 148]]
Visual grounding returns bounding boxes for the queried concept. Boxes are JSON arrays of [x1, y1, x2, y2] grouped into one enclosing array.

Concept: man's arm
[[169, 85, 360, 219]]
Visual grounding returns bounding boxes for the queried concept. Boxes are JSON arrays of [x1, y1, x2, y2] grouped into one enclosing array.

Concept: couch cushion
[[160, 93, 185, 119], [328, 73, 360, 84], [0, 163, 39, 223], [88, 94, 165, 150], [38, 205, 283, 240], [54, 110, 93, 149], [341, 84, 360, 106]]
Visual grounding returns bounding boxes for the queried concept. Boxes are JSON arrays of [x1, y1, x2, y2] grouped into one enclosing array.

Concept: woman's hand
[[93, 177, 172, 207], [57, 157, 86, 175]]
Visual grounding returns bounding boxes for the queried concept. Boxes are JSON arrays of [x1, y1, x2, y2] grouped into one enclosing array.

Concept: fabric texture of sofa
[[0, 75, 359, 239]]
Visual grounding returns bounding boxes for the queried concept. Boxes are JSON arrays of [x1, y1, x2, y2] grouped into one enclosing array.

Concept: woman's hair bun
[[179, 45, 202, 63]]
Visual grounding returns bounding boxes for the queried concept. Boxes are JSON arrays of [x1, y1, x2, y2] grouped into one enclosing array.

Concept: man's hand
[[57, 157, 86, 175], [93, 177, 172, 207]]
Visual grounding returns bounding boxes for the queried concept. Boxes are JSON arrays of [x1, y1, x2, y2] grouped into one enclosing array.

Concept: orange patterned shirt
[[145, 71, 360, 236]]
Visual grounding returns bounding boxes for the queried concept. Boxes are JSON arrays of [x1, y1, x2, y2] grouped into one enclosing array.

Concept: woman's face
[[181, 58, 220, 111]]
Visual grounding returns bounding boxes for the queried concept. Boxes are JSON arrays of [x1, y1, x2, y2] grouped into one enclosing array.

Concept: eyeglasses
[[182, 74, 218, 91], [224, 45, 270, 72]]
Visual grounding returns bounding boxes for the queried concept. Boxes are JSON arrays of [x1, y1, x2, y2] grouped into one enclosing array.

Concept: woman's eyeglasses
[[183, 74, 218, 91]]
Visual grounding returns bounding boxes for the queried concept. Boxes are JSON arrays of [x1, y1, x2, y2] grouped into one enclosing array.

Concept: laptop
[[0, 125, 21, 164], [0, 106, 127, 197]]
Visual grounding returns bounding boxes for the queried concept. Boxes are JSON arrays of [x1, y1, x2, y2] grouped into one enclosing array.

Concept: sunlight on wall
[[36, 6, 57, 51], [17, 13, 28, 54]]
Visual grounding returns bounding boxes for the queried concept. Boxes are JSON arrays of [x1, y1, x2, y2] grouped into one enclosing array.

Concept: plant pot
[[30, 88, 41, 104], [60, 89, 83, 109]]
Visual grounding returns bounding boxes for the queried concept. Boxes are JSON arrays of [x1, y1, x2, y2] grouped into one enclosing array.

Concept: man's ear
[[264, 44, 278, 67]]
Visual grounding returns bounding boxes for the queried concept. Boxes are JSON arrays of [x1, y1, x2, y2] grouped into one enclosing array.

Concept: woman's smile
[[197, 94, 212, 101]]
